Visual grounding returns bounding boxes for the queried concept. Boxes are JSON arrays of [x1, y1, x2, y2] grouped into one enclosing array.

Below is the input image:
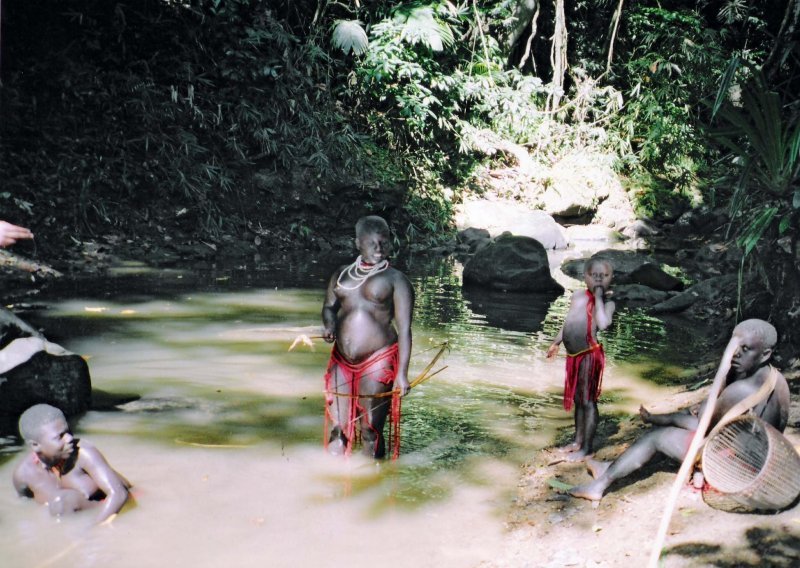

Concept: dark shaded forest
[[1, 0, 798, 353]]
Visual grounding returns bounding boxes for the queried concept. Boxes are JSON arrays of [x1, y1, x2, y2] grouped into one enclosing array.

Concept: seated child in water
[[546, 258, 615, 461], [12, 404, 131, 524]]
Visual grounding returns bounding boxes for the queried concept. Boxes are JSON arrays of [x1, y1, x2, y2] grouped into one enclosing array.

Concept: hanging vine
[[548, 0, 568, 112]]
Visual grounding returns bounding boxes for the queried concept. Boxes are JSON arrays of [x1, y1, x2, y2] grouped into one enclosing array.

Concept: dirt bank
[[490, 381, 800, 568]]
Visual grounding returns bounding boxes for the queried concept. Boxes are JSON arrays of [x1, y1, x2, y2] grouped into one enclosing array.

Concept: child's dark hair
[[19, 404, 66, 442], [355, 216, 390, 238], [584, 258, 613, 274]]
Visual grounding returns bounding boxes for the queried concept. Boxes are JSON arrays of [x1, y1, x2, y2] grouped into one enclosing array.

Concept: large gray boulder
[[455, 199, 568, 250], [652, 274, 738, 314], [538, 155, 611, 218], [611, 284, 670, 305], [462, 234, 564, 293], [0, 309, 91, 421]]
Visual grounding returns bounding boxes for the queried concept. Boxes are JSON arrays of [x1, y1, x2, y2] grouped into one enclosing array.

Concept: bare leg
[[565, 405, 591, 462], [557, 407, 582, 453], [327, 363, 351, 454], [557, 389, 585, 454], [357, 358, 395, 459], [358, 394, 391, 459], [582, 401, 599, 454], [640, 405, 699, 430], [574, 405, 585, 449], [569, 426, 694, 501], [565, 361, 598, 462]]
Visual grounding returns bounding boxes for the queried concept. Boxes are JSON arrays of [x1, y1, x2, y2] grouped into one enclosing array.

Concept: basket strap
[[704, 365, 778, 442]]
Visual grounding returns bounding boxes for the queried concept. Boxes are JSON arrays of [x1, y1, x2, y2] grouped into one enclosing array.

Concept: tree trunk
[[605, 0, 625, 73], [503, 0, 540, 53]]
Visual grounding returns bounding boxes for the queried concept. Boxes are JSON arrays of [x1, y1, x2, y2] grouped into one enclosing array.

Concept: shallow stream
[[0, 253, 712, 568]]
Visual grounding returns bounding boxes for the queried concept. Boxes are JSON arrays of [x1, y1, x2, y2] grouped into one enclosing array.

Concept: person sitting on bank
[[569, 319, 789, 501], [13, 404, 131, 523], [321, 215, 414, 459]]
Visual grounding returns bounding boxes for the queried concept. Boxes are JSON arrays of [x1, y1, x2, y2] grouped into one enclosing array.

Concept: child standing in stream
[[546, 258, 615, 462]]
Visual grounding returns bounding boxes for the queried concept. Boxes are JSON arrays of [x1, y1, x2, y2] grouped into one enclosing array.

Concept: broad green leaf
[[712, 56, 740, 119]]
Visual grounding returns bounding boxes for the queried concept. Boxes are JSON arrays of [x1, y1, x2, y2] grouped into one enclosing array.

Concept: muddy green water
[[0, 254, 710, 568]]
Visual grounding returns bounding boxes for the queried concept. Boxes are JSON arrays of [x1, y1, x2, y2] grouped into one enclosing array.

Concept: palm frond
[[395, 5, 454, 52], [331, 20, 369, 56], [738, 206, 778, 256], [713, 74, 798, 197]]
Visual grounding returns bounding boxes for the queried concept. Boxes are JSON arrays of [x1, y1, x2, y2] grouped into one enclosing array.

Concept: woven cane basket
[[701, 415, 800, 512]]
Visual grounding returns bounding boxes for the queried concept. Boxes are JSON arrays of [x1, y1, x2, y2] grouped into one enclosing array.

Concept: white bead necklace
[[336, 255, 389, 290]]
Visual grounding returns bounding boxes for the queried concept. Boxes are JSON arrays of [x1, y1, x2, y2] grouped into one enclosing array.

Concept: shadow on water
[[462, 286, 559, 333]]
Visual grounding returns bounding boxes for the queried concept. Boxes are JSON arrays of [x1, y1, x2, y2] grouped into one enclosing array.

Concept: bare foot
[[564, 449, 592, 463], [639, 405, 652, 424], [586, 458, 610, 479], [327, 434, 347, 456], [555, 442, 580, 454], [568, 482, 604, 502]]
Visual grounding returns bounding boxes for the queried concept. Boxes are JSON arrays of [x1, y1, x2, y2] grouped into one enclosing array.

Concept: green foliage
[[339, 1, 631, 238], [393, 4, 457, 51], [710, 68, 800, 256], [3, 0, 795, 252], [1, 0, 369, 238], [460, 69, 547, 143], [713, 74, 800, 201], [613, 5, 724, 214], [352, 3, 465, 144]]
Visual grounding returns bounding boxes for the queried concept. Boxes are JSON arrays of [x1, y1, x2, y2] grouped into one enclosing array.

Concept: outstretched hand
[[0, 221, 33, 248]]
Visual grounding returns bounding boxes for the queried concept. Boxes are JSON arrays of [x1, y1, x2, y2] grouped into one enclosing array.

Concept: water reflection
[[0, 254, 712, 567]]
